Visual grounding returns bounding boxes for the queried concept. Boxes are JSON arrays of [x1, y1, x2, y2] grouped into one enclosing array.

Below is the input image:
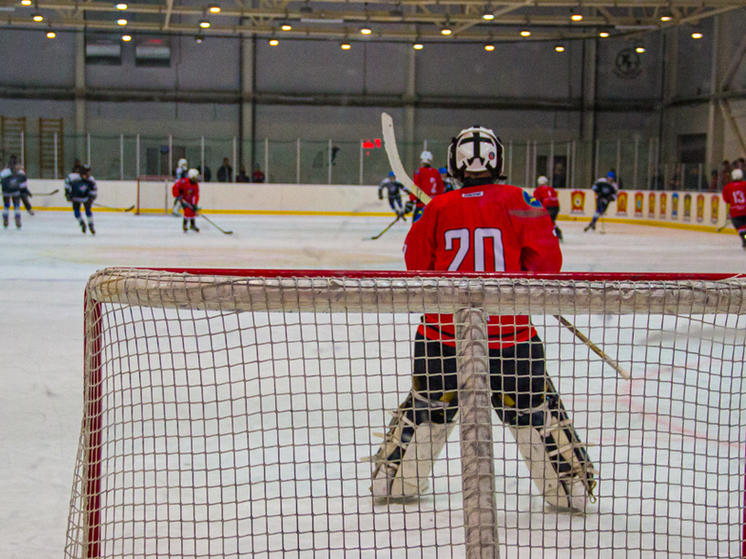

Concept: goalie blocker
[[370, 333, 597, 511]]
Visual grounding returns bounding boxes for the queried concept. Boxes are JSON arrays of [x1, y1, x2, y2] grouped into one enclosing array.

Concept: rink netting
[[66, 268, 746, 558]]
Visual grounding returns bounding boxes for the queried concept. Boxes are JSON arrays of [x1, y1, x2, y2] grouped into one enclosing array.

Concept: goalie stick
[[381, 113, 430, 206], [716, 222, 729, 233], [554, 314, 631, 380], [94, 202, 135, 212]]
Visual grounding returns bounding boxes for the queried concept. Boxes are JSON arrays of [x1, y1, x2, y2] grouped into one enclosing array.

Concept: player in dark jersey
[[533, 175, 562, 241], [1, 159, 27, 229], [722, 168, 746, 248], [370, 125, 596, 511], [584, 173, 618, 232], [378, 172, 410, 218], [64, 165, 98, 234]]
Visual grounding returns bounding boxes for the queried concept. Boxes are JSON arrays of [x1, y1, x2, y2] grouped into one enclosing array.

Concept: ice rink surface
[[0, 210, 743, 558]]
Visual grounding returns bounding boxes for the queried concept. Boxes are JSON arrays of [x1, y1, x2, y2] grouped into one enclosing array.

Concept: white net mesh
[[66, 268, 746, 558]]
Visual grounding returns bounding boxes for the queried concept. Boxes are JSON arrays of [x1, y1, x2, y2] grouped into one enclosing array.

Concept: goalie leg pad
[[370, 390, 456, 499], [508, 392, 596, 511]]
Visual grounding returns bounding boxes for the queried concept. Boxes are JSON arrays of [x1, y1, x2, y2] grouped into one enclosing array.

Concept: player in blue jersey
[[378, 171, 410, 218], [584, 173, 618, 232], [64, 165, 98, 234], [1, 159, 28, 229]]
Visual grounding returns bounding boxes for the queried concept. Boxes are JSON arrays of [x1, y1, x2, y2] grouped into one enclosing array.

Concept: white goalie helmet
[[420, 150, 433, 165], [732, 168, 744, 181], [178, 158, 188, 168], [187, 168, 200, 180], [537, 175, 549, 186], [447, 125, 503, 181]]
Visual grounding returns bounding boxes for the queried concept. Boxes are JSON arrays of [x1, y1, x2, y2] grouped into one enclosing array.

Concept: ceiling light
[[199, 19, 210, 28], [659, 14, 672, 22], [46, 30, 56, 38], [268, 38, 279, 46], [599, 31, 610, 37], [208, 5, 221, 14], [691, 32, 703, 39], [280, 23, 292, 31], [520, 29, 531, 37], [121, 33, 132, 42], [115, 2, 128, 10], [20, 0, 32, 5], [116, 18, 128, 26], [440, 26, 453, 36], [482, 12, 495, 21], [32, 13, 43, 22], [483, 43, 495, 52], [570, 13, 583, 22], [554, 45, 566, 53], [635, 45, 646, 53], [340, 41, 351, 50], [412, 42, 423, 50], [359, 26, 372, 35]]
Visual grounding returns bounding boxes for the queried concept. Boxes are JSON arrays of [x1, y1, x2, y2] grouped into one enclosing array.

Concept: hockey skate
[[3, 215, 8, 228], [79, 220, 87, 234], [14, 215, 21, 229], [182, 219, 188, 233], [27, 209, 35, 216], [583, 222, 595, 232], [189, 220, 200, 233], [88, 222, 95, 235]]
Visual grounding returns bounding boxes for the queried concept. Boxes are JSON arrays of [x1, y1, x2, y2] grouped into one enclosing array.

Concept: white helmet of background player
[[732, 168, 744, 181], [187, 168, 200, 181], [178, 158, 188, 168], [537, 175, 549, 186], [420, 150, 433, 165], [447, 125, 503, 182]]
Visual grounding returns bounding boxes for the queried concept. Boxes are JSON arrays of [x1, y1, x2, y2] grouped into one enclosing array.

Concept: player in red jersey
[[370, 125, 595, 511], [172, 168, 201, 232], [533, 175, 563, 241], [409, 150, 445, 222], [722, 168, 746, 248]]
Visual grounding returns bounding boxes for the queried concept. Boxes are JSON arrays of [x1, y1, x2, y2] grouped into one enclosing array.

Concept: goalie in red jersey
[[172, 168, 201, 233], [370, 125, 596, 511]]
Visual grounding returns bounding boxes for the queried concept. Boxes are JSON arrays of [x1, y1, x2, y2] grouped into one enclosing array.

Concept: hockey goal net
[[135, 175, 174, 215], [66, 268, 746, 558]]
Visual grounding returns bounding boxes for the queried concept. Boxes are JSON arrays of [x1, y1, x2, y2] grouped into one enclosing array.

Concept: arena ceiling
[[0, 0, 743, 43]]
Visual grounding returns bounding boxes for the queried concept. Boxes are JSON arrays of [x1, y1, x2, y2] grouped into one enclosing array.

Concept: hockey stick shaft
[[93, 202, 135, 212], [34, 189, 60, 196], [199, 213, 233, 235], [369, 215, 401, 240], [381, 113, 431, 206], [554, 314, 631, 380]]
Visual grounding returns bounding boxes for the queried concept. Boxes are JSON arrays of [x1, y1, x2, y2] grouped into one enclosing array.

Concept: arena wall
[[29, 179, 732, 232]]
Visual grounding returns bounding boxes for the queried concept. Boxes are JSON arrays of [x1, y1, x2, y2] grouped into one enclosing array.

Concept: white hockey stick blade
[[381, 113, 431, 205]]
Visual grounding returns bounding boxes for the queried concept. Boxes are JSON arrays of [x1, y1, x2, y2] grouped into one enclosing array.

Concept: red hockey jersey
[[412, 166, 445, 204], [404, 181, 562, 348], [722, 180, 746, 218], [533, 184, 560, 208], [172, 178, 200, 218]]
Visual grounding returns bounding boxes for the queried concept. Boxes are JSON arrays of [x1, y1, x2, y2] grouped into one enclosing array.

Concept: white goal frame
[[66, 268, 746, 558], [135, 175, 173, 215]]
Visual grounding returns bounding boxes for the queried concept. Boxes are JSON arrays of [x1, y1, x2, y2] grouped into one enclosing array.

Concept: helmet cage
[[447, 126, 503, 181]]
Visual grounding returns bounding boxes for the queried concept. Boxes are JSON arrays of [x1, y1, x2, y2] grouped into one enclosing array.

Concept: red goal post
[[66, 268, 746, 558], [135, 175, 174, 215]]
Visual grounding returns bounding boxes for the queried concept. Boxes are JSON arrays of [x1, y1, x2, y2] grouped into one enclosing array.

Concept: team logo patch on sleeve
[[523, 190, 543, 208]]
